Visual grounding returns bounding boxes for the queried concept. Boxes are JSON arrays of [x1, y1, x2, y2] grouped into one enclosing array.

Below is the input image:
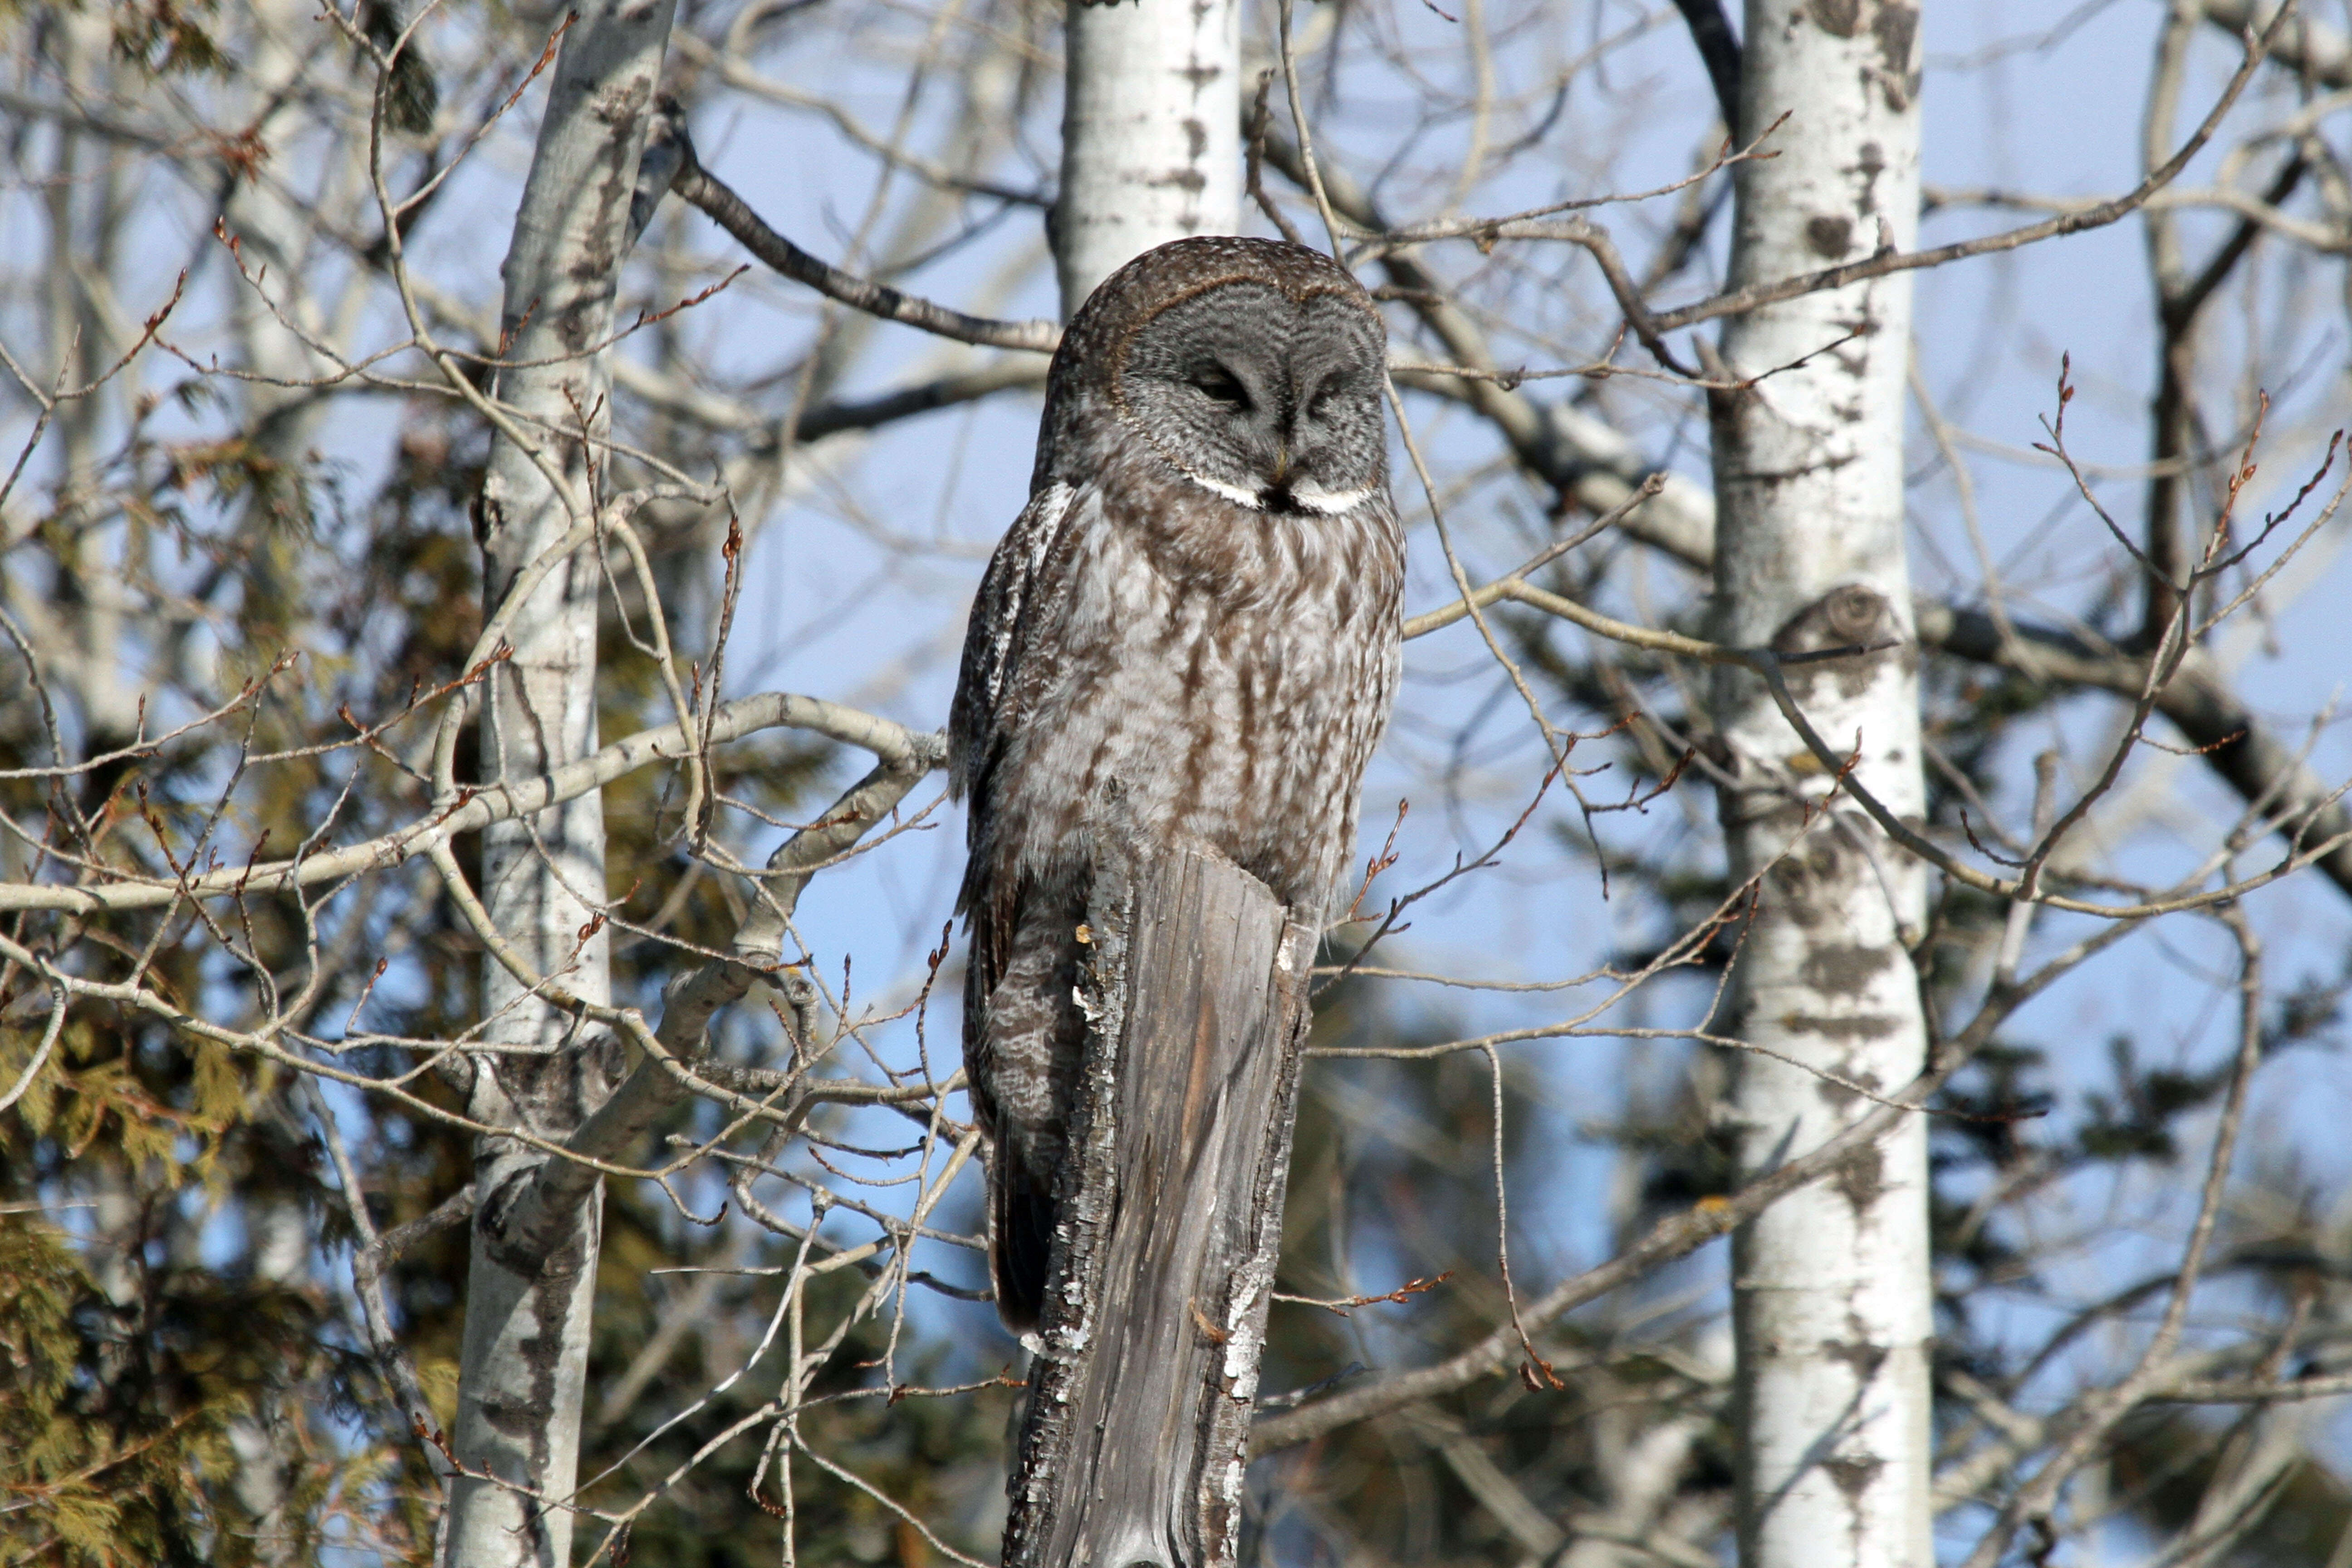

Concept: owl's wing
[[948, 479, 1078, 827], [949, 476, 1086, 1016], [949, 478, 1084, 1234]]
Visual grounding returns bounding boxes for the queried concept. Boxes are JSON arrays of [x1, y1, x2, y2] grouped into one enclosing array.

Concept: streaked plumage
[[951, 235, 1404, 1330]]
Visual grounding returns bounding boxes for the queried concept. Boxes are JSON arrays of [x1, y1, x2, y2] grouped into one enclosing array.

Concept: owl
[[949, 236, 1405, 1330]]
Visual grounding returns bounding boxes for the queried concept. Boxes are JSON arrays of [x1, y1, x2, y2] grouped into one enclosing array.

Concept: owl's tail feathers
[[990, 1159, 1057, 1334]]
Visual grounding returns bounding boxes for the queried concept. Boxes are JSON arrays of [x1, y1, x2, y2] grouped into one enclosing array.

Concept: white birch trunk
[[1708, 4, 1932, 1567], [441, 2, 673, 1563], [1054, 0, 1241, 315]]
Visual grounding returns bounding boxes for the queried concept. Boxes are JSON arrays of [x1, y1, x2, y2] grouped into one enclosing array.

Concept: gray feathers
[[1117, 284, 1387, 515]]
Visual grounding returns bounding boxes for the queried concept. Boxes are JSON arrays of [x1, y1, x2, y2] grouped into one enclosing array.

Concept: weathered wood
[[1002, 844, 1315, 1568]]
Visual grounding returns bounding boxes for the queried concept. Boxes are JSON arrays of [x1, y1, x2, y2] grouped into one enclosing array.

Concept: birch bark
[[1054, 0, 1241, 314], [1707, 4, 1932, 1566], [441, 3, 674, 1563]]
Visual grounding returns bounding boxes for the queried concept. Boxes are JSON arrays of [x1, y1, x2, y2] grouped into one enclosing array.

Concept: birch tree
[[442, 3, 675, 1562], [1707, 4, 1933, 1564], [1055, 0, 1242, 312]]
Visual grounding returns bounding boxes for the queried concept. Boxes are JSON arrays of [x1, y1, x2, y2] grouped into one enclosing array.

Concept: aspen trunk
[[1001, 844, 1315, 1568], [1708, 4, 1934, 1567], [441, 4, 674, 1563], [1054, 0, 1242, 312]]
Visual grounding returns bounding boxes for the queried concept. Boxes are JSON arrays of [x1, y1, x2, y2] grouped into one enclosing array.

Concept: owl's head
[[1047, 236, 1389, 516]]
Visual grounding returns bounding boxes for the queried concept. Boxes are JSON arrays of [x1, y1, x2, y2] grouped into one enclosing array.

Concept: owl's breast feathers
[[953, 446, 1402, 925]]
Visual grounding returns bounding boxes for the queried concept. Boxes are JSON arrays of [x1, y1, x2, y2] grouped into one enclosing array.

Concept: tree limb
[[1669, 0, 1741, 131], [655, 113, 1058, 354], [0, 692, 944, 915]]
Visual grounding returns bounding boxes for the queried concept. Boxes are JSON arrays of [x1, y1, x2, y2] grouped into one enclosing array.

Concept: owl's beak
[[1269, 441, 1290, 487]]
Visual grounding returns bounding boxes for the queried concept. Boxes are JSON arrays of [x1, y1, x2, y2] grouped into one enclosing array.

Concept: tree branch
[[1643, 7, 2292, 335], [1670, 0, 1741, 131], [491, 750, 937, 1272], [654, 112, 1058, 354], [2200, 0, 2350, 85], [0, 693, 944, 915]]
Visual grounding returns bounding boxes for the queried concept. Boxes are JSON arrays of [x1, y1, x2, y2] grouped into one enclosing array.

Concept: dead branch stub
[[1001, 842, 1315, 1568]]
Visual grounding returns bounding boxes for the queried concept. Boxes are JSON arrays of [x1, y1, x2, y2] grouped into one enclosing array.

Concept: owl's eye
[[1192, 367, 1250, 408]]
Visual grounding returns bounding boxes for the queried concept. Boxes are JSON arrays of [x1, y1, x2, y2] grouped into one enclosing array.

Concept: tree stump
[[1000, 843, 1316, 1568]]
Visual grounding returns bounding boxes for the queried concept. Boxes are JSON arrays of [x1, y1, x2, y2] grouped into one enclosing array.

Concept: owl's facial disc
[[1118, 282, 1387, 516]]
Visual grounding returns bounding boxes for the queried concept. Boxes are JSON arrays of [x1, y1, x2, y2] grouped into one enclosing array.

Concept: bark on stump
[[1000, 844, 1314, 1568]]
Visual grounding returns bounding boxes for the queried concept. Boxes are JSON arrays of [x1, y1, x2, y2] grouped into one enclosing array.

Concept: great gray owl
[[950, 235, 1404, 1330]]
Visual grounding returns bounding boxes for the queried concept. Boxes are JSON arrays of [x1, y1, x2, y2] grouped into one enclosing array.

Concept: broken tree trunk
[[1001, 843, 1316, 1568]]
